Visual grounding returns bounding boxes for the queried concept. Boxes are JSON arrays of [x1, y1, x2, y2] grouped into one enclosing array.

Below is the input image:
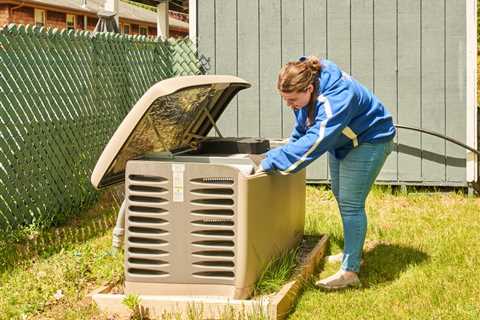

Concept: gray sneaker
[[325, 252, 365, 266], [315, 270, 361, 290]]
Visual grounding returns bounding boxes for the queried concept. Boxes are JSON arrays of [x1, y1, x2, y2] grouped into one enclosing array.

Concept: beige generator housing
[[91, 75, 306, 299]]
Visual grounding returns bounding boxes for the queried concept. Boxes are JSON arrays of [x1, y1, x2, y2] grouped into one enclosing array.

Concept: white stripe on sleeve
[[279, 95, 334, 174]]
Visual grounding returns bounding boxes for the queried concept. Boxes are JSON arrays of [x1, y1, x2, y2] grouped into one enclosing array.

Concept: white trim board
[[466, 0, 478, 183], [189, 0, 197, 45]]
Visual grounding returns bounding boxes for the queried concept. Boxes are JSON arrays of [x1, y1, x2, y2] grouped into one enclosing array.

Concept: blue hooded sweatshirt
[[260, 59, 396, 174]]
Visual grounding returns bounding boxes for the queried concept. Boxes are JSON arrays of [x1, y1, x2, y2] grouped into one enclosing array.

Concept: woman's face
[[280, 84, 314, 110]]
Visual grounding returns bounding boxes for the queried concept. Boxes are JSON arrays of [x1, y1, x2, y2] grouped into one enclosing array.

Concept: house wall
[[11, 6, 34, 25], [86, 16, 98, 31], [119, 19, 157, 36], [197, 0, 478, 186], [0, 4, 9, 26], [3, 5, 163, 36], [77, 15, 85, 30], [148, 26, 157, 36], [131, 23, 139, 34], [46, 10, 66, 29], [170, 28, 186, 38]]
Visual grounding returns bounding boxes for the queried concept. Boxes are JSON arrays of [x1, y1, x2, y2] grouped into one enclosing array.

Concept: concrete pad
[[90, 234, 329, 319]]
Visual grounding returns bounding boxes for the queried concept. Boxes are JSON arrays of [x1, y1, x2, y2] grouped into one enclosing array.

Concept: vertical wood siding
[[197, 0, 473, 186]]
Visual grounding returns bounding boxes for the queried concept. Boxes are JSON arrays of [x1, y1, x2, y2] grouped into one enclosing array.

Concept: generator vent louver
[[129, 175, 168, 183], [128, 216, 167, 224], [191, 198, 234, 206], [190, 176, 236, 281], [192, 250, 234, 258], [193, 261, 234, 267], [191, 209, 234, 217], [192, 230, 234, 237], [191, 177, 234, 185], [128, 227, 168, 234], [129, 195, 168, 203], [129, 185, 168, 193], [129, 206, 167, 214], [128, 247, 168, 255], [126, 174, 171, 278], [127, 269, 169, 276], [191, 188, 234, 195], [128, 237, 168, 245]]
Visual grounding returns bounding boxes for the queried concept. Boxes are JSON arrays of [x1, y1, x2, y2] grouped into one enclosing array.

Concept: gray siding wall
[[197, 0, 473, 186]]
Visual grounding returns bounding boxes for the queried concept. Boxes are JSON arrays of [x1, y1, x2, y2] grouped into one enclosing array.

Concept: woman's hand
[[254, 164, 265, 174], [248, 154, 266, 175]]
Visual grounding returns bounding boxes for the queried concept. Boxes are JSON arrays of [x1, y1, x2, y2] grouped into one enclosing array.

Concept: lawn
[[0, 186, 479, 319], [292, 186, 480, 319]]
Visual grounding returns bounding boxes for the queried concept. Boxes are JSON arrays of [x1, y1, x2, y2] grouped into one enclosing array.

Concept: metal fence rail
[[0, 24, 202, 231]]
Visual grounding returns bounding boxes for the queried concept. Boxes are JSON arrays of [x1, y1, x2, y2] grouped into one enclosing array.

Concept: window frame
[[34, 9, 46, 27], [123, 23, 130, 35], [66, 14, 76, 30], [139, 25, 148, 36]]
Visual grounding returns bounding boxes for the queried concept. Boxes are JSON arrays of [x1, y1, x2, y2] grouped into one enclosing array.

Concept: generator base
[[89, 234, 329, 320]]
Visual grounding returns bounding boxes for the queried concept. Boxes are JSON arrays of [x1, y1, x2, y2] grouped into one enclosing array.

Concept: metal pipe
[[112, 199, 126, 253], [394, 124, 480, 156]]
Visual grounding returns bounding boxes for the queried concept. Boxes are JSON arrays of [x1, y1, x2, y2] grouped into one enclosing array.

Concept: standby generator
[[91, 75, 305, 299]]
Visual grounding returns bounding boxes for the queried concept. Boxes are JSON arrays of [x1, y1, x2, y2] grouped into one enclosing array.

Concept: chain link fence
[[0, 24, 203, 232]]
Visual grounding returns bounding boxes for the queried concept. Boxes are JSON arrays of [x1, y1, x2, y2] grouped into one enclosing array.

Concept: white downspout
[[104, 0, 119, 25], [157, 0, 169, 39], [81, 0, 87, 29]]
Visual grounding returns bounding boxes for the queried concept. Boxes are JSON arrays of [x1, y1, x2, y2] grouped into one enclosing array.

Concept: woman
[[257, 56, 395, 290]]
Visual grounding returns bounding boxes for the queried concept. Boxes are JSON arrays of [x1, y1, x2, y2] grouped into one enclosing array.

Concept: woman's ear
[[306, 84, 314, 94]]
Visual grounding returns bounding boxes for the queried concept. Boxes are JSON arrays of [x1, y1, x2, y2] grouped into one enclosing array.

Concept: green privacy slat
[[0, 24, 202, 231]]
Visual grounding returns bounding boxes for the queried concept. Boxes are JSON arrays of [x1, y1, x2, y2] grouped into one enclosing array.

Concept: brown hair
[[277, 56, 322, 126]]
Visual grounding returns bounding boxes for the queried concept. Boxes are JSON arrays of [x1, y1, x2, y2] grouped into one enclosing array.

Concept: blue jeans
[[329, 140, 393, 273]]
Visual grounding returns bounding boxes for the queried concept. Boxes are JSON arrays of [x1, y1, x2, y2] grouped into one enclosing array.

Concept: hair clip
[[299, 56, 307, 62]]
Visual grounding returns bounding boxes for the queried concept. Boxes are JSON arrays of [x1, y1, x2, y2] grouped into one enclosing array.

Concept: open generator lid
[[91, 75, 251, 189]]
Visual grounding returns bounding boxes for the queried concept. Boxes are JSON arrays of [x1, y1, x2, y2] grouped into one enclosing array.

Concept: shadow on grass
[[316, 235, 429, 288], [327, 234, 344, 254], [360, 242, 430, 288], [0, 190, 122, 273]]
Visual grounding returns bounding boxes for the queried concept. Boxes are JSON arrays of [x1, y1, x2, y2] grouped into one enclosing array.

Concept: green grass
[[0, 186, 479, 319], [254, 246, 300, 296], [0, 193, 123, 320], [291, 185, 480, 319]]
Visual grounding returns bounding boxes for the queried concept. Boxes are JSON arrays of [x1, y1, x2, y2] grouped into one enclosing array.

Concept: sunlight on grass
[[1, 186, 479, 319], [289, 185, 480, 319], [0, 193, 123, 320]]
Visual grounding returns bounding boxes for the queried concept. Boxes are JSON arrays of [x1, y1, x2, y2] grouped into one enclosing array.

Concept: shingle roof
[[27, 0, 188, 29]]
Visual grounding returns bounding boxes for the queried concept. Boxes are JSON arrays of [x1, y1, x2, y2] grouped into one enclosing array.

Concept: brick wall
[[76, 15, 94, 30], [11, 6, 34, 25], [77, 15, 84, 30], [131, 24, 139, 35], [46, 10, 66, 29], [8, 6, 97, 31], [148, 26, 157, 37], [170, 29, 187, 38], [86, 16, 97, 31], [0, 4, 10, 26]]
